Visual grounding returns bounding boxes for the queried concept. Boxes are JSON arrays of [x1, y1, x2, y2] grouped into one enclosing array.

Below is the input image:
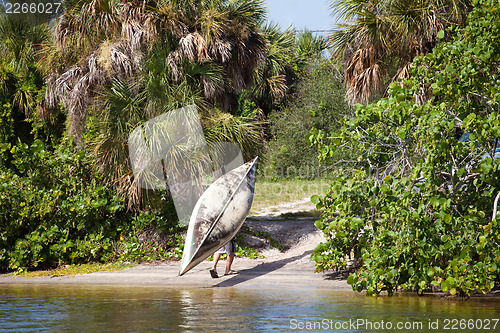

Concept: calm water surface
[[0, 284, 499, 332]]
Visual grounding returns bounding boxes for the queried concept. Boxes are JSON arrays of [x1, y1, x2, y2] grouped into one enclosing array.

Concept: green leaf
[[311, 195, 320, 205]]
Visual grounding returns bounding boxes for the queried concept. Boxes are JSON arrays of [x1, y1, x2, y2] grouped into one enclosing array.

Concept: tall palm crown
[[41, 0, 266, 209], [0, 12, 55, 144], [44, 0, 268, 140], [251, 26, 327, 115], [251, 24, 295, 111], [329, 0, 470, 104]]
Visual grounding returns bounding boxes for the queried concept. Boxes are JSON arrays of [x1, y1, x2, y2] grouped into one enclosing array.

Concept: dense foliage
[[264, 59, 350, 179], [0, 140, 128, 270], [310, 0, 500, 296], [0, 139, 187, 271]]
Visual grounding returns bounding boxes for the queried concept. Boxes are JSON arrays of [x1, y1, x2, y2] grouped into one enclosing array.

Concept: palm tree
[[329, 0, 470, 104], [87, 45, 207, 208], [41, 0, 267, 209], [295, 30, 327, 67], [43, 0, 268, 142], [251, 25, 327, 116], [0, 11, 52, 144], [251, 23, 295, 114]]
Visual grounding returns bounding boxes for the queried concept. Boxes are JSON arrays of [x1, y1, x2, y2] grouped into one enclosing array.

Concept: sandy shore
[[0, 199, 350, 290], [0, 257, 350, 290]]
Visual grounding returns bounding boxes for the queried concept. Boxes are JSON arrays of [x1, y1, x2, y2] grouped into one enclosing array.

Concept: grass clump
[[8, 262, 133, 278]]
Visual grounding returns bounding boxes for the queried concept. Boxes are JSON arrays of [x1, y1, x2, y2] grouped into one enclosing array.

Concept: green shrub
[[0, 140, 129, 271], [118, 210, 186, 262], [310, 0, 500, 296], [0, 139, 188, 271]]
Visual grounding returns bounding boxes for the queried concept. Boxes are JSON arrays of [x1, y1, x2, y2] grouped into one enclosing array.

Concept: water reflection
[[0, 285, 499, 332]]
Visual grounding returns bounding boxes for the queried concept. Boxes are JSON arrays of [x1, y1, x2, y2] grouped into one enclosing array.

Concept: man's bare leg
[[225, 252, 235, 275], [212, 253, 222, 273]]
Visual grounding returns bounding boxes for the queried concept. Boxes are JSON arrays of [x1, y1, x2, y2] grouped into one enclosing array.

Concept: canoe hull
[[179, 157, 257, 276]]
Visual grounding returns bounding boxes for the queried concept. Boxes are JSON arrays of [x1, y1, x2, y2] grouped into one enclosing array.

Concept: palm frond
[[346, 61, 384, 104], [179, 32, 208, 62], [227, 0, 267, 29], [208, 39, 232, 62], [197, 7, 229, 42], [296, 30, 327, 61], [330, 0, 470, 104], [12, 83, 37, 116], [202, 109, 262, 160], [344, 46, 385, 103]]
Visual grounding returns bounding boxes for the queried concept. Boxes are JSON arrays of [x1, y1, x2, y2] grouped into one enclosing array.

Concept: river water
[[1, 285, 499, 332]]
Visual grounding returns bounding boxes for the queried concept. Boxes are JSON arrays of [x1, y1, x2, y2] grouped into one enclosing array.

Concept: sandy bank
[[0, 199, 350, 290], [0, 256, 350, 290]]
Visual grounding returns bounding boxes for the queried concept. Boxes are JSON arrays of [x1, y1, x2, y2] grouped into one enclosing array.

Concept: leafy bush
[[0, 139, 188, 271], [0, 140, 130, 271], [310, 0, 500, 296], [117, 210, 185, 262]]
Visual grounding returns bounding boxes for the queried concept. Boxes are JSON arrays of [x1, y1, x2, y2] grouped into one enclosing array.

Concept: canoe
[[179, 157, 258, 276]]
